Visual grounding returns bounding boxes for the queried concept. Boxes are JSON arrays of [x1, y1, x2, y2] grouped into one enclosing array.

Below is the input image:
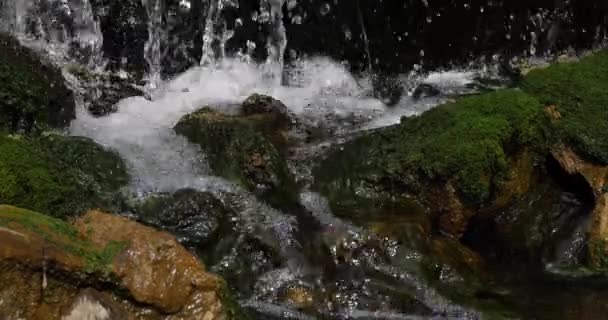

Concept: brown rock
[[74, 210, 227, 318], [433, 150, 536, 238], [280, 284, 315, 310], [0, 205, 237, 319], [551, 146, 608, 268], [429, 182, 474, 238]]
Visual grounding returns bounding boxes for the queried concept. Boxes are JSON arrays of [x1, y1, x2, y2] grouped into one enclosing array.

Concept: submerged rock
[[174, 95, 298, 208], [0, 205, 245, 319], [0, 33, 75, 134], [0, 134, 128, 218], [136, 189, 233, 247]]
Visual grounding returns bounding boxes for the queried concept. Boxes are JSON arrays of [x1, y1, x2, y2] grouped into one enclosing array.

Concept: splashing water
[[142, 0, 165, 90], [70, 56, 388, 194], [0, 0, 104, 68]]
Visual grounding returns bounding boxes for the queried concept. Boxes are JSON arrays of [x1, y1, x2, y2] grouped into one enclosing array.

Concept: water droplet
[[320, 3, 331, 16]]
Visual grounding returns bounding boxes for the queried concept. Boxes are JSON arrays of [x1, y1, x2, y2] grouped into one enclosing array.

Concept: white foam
[[70, 57, 386, 193]]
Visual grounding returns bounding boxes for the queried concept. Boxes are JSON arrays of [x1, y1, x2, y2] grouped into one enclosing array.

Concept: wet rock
[[63, 289, 130, 320], [521, 50, 608, 165], [38, 133, 130, 193], [313, 89, 544, 237], [208, 233, 282, 299], [278, 282, 316, 310], [0, 33, 75, 134], [0, 205, 245, 319], [0, 134, 128, 218], [67, 65, 145, 117], [240, 94, 294, 149], [74, 210, 229, 316], [136, 189, 232, 247], [551, 146, 608, 269], [174, 98, 298, 208], [371, 74, 404, 106], [412, 83, 441, 100]]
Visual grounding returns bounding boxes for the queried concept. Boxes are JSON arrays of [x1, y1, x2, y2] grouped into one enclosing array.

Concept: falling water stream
[[2, 1, 608, 319]]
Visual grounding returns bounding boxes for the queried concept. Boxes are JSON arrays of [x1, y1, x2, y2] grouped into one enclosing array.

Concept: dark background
[[91, 0, 608, 78]]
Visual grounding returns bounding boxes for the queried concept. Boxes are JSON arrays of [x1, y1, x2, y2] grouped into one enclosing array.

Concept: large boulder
[[0, 133, 128, 218], [519, 50, 608, 269], [135, 189, 232, 247], [0, 205, 245, 319], [0, 33, 75, 134], [314, 89, 546, 237], [174, 95, 298, 208]]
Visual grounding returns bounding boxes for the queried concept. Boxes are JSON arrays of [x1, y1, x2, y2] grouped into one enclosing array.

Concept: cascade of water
[[0, 0, 17, 32], [72, 0, 105, 69], [142, 0, 165, 90], [260, 0, 286, 85], [1, 0, 104, 68], [200, 0, 238, 66]]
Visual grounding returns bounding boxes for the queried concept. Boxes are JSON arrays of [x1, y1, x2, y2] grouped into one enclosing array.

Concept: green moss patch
[[0, 134, 128, 218], [522, 50, 608, 164], [0, 205, 127, 274], [175, 108, 298, 208], [315, 89, 547, 207], [0, 33, 75, 134]]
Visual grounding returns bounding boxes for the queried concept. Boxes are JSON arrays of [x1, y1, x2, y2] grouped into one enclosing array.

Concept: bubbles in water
[[320, 3, 331, 16]]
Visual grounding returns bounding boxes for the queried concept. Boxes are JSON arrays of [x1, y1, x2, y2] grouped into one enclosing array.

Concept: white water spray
[[142, 0, 165, 90]]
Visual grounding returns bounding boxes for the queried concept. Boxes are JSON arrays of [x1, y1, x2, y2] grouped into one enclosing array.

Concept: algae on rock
[[522, 50, 608, 165], [0, 134, 129, 218], [314, 89, 548, 235], [0, 205, 247, 320], [0, 33, 75, 134], [175, 103, 298, 208]]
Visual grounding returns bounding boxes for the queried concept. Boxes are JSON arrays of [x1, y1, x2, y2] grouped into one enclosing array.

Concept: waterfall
[[142, 0, 165, 90], [261, 0, 287, 85], [0, 0, 104, 68], [200, 0, 238, 66]]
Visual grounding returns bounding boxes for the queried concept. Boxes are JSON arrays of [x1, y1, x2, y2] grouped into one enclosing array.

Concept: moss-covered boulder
[[175, 104, 298, 208], [0, 134, 128, 218], [314, 89, 548, 236], [521, 50, 608, 165], [0, 34, 75, 134], [0, 205, 245, 319]]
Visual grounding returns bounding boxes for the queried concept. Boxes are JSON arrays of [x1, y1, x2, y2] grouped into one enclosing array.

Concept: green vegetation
[[38, 133, 130, 192], [0, 134, 128, 218], [0, 205, 128, 274], [0, 33, 74, 134], [175, 107, 298, 208], [316, 49, 608, 213], [522, 50, 608, 164], [315, 89, 548, 207]]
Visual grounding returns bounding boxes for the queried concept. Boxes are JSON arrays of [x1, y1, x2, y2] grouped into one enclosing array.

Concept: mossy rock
[[37, 133, 130, 192], [522, 50, 608, 165], [0, 205, 126, 276], [314, 89, 548, 213], [0, 33, 75, 134], [175, 107, 298, 208], [0, 134, 128, 218], [0, 205, 247, 319]]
